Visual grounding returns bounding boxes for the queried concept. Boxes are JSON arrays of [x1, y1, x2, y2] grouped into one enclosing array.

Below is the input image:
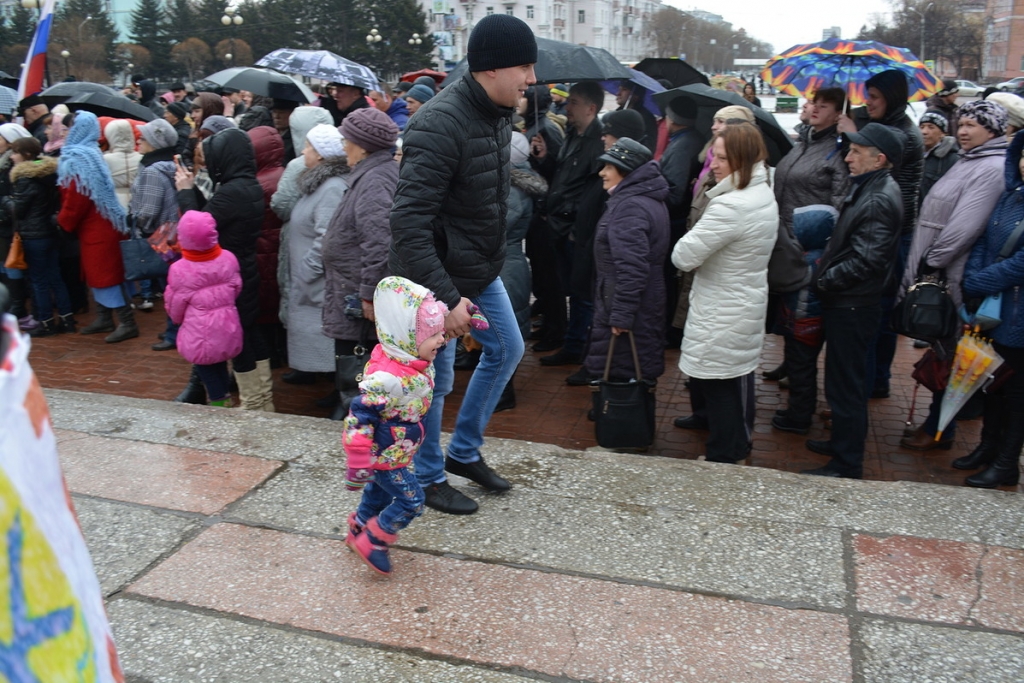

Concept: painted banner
[[0, 313, 123, 681]]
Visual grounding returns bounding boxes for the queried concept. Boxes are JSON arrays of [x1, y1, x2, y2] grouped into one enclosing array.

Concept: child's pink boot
[[352, 517, 397, 576], [345, 513, 363, 548]]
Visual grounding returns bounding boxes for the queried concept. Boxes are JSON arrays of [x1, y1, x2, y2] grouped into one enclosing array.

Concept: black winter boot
[[965, 412, 1024, 488], [79, 305, 114, 335], [58, 313, 77, 333], [953, 396, 1003, 470], [105, 305, 139, 343], [5, 278, 29, 320], [174, 367, 207, 404], [28, 318, 60, 338]]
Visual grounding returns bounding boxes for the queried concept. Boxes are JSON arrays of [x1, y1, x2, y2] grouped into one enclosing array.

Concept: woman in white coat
[[671, 123, 779, 464], [102, 119, 141, 210]]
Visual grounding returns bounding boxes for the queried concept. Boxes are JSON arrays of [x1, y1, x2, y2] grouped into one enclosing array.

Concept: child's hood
[[373, 276, 445, 363], [177, 210, 219, 251]]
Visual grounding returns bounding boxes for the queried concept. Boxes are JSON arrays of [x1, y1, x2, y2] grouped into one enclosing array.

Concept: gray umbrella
[[442, 37, 632, 87], [0, 85, 17, 117], [256, 49, 379, 91], [39, 81, 118, 108], [204, 67, 315, 103]]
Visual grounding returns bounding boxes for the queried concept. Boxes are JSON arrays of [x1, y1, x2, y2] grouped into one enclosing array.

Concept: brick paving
[[30, 296, 1015, 491]]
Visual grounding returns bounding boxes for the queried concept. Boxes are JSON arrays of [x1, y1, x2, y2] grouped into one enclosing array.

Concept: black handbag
[[334, 321, 374, 416], [591, 331, 657, 450], [892, 264, 958, 343], [120, 219, 169, 281]]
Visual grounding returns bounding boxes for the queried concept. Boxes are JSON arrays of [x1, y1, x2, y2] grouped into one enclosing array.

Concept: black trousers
[[690, 373, 755, 463], [822, 305, 880, 476], [783, 334, 824, 424]]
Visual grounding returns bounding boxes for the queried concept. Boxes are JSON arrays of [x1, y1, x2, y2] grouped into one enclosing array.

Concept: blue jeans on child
[[413, 277, 525, 486], [356, 467, 425, 535], [194, 362, 230, 401], [21, 237, 73, 321]]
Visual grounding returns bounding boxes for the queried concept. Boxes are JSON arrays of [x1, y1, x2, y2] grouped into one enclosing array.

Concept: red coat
[[58, 181, 126, 288], [249, 126, 284, 324]]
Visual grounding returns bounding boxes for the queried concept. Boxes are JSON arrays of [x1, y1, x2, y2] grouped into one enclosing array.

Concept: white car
[[954, 80, 981, 97], [996, 77, 1024, 91]]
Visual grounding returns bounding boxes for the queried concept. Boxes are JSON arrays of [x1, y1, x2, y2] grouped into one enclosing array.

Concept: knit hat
[[602, 109, 646, 142], [340, 107, 398, 153], [986, 92, 1024, 130], [393, 82, 413, 95], [166, 101, 189, 121], [200, 115, 237, 137], [510, 131, 530, 165], [406, 84, 435, 104], [177, 210, 220, 252], [139, 118, 178, 150], [414, 76, 438, 90], [918, 110, 948, 133], [467, 14, 538, 72], [664, 96, 697, 126], [17, 93, 44, 115], [306, 123, 344, 159], [0, 123, 31, 143], [958, 100, 1008, 136], [597, 137, 652, 175], [714, 105, 754, 123], [415, 292, 448, 348], [937, 79, 959, 97], [550, 84, 569, 98]]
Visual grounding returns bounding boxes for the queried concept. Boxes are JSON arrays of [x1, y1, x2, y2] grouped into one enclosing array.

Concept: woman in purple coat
[[583, 138, 670, 383]]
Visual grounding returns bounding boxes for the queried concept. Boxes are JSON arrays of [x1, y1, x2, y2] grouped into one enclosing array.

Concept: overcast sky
[[665, 1, 895, 54]]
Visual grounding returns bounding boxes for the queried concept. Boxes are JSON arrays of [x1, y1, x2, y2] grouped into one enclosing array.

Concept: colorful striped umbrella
[[761, 39, 942, 107]]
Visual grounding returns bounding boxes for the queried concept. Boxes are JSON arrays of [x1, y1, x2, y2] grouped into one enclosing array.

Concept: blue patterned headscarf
[[57, 111, 128, 234]]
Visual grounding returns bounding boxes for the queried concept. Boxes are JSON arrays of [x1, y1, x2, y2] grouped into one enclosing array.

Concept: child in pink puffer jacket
[[164, 210, 243, 406]]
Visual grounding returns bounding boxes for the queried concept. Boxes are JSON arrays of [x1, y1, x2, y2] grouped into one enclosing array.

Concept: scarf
[[44, 116, 66, 154], [182, 244, 222, 262], [57, 111, 128, 234], [140, 146, 176, 168]]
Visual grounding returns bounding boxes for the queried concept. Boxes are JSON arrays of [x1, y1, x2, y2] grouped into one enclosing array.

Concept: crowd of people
[[3, 21, 1024, 574]]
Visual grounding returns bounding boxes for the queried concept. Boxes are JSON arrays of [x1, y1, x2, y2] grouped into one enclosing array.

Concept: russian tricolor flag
[[17, 0, 58, 100]]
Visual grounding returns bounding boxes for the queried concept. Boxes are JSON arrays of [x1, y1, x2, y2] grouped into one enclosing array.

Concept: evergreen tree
[[130, 0, 171, 78], [165, 0, 199, 45], [54, 0, 119, 76], [0, 7, 36, 78]]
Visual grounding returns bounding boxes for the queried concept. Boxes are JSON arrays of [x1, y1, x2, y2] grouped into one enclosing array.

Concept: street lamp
[[60, 49, 70, 78], [909, 2, 934, 62], [366, 28, 383, 44], [78, 15, 92, 45], [125, 62, 133, 88], [409, 33, 422, 46], [222, 6, 243, 66]]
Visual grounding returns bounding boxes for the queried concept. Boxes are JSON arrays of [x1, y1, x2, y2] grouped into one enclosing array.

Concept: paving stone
[[108, 600, 533, 683], [229, 464, 846, 608], [859, 618, 1024, 683], [59, 433, 282, 514], [73, 495, 198, 595], [127, 524, 852, 683]]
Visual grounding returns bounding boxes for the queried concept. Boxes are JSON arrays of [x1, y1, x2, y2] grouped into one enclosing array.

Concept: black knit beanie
[[467, 15, 538, 72], [602, 110, 646, 143]]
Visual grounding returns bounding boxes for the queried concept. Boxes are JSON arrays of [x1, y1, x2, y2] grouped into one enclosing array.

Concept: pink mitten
[[467, 303, 489, 331], [345, 466, 374, 491]]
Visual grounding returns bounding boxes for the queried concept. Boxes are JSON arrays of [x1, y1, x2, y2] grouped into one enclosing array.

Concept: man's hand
[[611, 326, 628, 336], [836, 114, 856, 135], [531, 134, 547, 160], [174, 164, 195, 191], [361, 300, 375, 322], [444, 298, 473, 338]]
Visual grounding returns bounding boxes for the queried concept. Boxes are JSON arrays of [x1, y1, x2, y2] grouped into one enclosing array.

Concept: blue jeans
[[356, 467, 425, 535], [414, 277, 525, 486], [195, 362, 230, 401], [21, 237, 73, 321]]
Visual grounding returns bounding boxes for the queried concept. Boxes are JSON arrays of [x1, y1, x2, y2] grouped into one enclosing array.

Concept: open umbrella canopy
[[63, 91, 156, 122], [256, 49, 378, 91], [634, 58, 709, 89], [762, 38, 942, 107], [39, 81, 117, 108], [204, 67, 314, 103], [442, 37, 632, 87], [0, 85, 17, 118], [600, 69, 666, 118], [653, 83, 793, 165], [0, 71, 18, 90], [401, 69, 446, 84]]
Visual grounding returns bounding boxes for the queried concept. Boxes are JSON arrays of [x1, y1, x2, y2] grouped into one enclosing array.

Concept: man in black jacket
[[390, 14, 537, 515], [804, 123, 904, 479], [17, 95, 49, 147]]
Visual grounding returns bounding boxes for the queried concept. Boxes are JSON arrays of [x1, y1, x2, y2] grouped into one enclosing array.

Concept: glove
[[467, 302, 490, 331], [345, 466, 374, 491]]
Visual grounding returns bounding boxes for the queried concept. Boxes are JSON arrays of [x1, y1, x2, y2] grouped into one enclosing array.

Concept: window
[[506, 5, 514, 15], [527, 5, 534, 18], [486, 6, 494, 16], [578, 9, 585, 22]]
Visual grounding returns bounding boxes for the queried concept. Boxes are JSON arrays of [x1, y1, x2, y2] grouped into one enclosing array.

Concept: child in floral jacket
[[343, 276, 448, 576]]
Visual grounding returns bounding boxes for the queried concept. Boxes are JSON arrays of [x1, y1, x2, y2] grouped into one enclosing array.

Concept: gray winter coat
[[502, 164, 547, 338], [322, 150, 399, 341], [920, 136, 959, 207], [286, 158, 349, 371], [773, 124, 849, 229], [901, 136, 1008, 310]]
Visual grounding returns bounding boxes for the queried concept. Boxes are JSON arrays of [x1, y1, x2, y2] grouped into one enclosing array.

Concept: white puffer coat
[[672, 163, 779, 379], [102, 119, 141, 210]]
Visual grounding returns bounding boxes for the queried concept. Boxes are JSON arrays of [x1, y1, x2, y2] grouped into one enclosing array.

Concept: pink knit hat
[[177, 210, 219, 251], [415, 294, 448, 348]]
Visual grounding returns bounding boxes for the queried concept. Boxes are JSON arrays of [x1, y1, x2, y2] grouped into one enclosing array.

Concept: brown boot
[[899, 426, 953, 451]]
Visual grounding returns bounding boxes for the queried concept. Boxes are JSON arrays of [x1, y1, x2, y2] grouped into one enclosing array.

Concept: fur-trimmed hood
[[297, 157, 350, 196], [10, 156, 58, 182], [511, 165, 547, 197]]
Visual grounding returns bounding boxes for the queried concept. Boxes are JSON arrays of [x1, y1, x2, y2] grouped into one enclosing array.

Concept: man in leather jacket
[[390, 14, 537, 515], [804, 123, 904, 479]]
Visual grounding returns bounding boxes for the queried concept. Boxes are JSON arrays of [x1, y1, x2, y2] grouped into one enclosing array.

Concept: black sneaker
[[805, 439, 837, 457], [445, 456, 511, 492], [771, 415, 811, 435], [423, 481, 478, 515]]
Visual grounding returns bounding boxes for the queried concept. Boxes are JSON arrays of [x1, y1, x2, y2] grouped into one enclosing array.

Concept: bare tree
[[649, 8, 686, 59], [171, 38, 212, 84]]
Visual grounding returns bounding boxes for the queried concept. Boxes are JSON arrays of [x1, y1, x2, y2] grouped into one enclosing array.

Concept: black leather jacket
[[852, 107, 924, 235], [816, 169, 904, 307], [389, 73, 513, 310]]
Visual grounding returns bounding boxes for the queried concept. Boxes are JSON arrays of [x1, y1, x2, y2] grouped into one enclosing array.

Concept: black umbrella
[[654, 84, 793, 165], [204, 67, 314, 103], [634, 58, 709, 89], [442, 37, 632, 87], [39, 81, 118, 108], [63, 91, 156, 122], [0, 71, 19, 91]]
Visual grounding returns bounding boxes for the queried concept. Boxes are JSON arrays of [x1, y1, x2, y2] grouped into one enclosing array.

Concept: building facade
[[985, 0, 1024, 80]]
